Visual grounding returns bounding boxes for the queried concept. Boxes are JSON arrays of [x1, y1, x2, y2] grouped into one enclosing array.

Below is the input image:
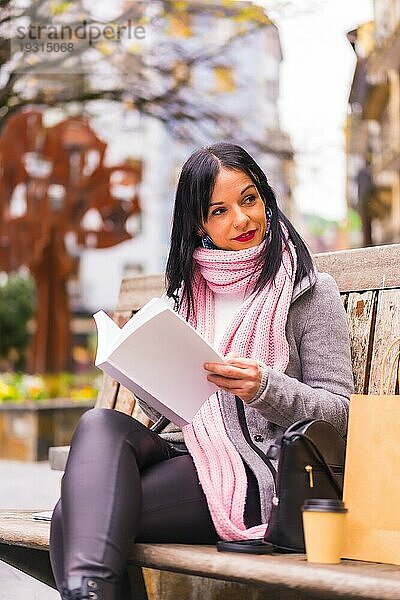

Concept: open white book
[[93, 297, 225, 427]]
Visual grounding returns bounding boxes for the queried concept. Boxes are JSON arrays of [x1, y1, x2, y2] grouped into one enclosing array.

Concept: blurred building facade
[[75, 1, 294, 311], [346, 0, 400, 246]]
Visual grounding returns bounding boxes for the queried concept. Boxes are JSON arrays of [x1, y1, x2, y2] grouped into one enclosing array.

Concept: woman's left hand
[[204, 353, 262, 404]]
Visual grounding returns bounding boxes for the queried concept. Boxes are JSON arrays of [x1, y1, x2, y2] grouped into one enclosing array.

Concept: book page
[[108, 309, 224, 424], [118, 297, 164, 339], [95, 298, 168, 359], [93, 310, 123, 365]]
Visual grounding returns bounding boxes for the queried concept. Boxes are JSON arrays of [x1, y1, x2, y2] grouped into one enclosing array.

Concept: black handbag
[[217, 418, 345, 554], [263, 418, 345, 552]]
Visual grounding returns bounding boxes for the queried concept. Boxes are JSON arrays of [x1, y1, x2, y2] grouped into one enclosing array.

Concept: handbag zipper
[[305, 464, 314, 488], [304, 463, 343, 488], [235, 397, 277, 494]]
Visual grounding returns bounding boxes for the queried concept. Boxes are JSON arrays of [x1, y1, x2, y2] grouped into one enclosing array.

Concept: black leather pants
[[49, 408, 260, 591]]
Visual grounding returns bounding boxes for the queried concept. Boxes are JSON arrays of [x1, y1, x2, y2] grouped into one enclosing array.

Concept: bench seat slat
[[0, 511, 49, 551], [2, 512, 400, 600], [130, 544, 400, 600]]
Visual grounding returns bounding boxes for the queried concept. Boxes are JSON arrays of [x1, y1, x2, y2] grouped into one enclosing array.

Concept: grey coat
[[138, 269, 354, 522]]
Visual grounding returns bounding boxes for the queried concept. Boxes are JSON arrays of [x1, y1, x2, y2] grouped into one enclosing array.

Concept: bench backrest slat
[[96, 373, 119, 409], [368, 289, 400, 394], [114, 382, 140, 416], [117, 275, 165, 311], [346, 291, 376, 394], [96, 244, 400, 417], [314, 244, 400, 292]]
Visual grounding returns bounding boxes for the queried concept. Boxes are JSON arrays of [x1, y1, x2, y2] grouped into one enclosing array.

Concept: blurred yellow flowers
[[0, 372, 100, 403]]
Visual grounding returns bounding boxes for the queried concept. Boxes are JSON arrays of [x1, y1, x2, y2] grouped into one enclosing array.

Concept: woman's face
[[201, 167, 267, 251]]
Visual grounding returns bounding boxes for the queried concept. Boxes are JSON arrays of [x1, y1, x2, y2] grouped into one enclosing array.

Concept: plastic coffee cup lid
[[301, 498, 348, 513]]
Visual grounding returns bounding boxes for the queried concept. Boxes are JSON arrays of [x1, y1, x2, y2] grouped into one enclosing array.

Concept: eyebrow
[[241, 183, 256, 195], [208, 184, 256, 207]]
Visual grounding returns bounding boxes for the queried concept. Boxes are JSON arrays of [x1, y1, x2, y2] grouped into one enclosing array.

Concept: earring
[[265, 206, 272, 237], [201, 234, 216, 249]]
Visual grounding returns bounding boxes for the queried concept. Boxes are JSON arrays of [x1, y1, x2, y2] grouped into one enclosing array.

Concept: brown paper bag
[[342, 337, 400, 564]]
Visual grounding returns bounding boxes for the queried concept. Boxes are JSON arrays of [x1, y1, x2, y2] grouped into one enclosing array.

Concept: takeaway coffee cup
[[301, 499, 348, 564]]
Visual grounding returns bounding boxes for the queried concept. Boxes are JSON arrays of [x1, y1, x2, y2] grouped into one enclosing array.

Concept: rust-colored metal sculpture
[[0, 108, 142, 373]]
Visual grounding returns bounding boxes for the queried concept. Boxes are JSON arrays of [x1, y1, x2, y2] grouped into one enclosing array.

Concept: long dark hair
[[165, 142, 314, 316]]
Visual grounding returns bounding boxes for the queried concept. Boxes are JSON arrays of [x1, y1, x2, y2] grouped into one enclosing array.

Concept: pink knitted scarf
[[181, 228, 297, 540]]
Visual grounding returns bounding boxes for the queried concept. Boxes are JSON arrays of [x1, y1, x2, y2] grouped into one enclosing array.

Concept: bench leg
[[0, 544, 56, 589], [127, 565, 148, 600]]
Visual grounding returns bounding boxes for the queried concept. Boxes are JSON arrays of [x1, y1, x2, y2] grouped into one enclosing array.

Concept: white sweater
[[213, 291, 246, 348], [163, 290, 246, 347]]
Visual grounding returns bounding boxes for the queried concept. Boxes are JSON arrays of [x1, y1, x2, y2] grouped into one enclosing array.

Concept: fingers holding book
[[204, 353, 262, 403]]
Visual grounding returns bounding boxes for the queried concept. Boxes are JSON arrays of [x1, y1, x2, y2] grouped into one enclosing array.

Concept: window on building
[[123, 263, 143, 278], [213, 66, 235, 93], [167, 12, 192, 38]]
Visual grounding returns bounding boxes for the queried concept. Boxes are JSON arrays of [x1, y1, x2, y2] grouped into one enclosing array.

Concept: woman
[[50, 142, 353, 599]]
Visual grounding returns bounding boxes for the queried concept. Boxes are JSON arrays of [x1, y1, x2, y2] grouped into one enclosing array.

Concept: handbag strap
[[150, 415, 170, 433], [282, 431, 343, 496]]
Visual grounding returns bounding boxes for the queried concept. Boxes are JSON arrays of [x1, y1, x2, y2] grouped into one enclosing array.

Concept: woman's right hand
[[204, 353, 262, 403]]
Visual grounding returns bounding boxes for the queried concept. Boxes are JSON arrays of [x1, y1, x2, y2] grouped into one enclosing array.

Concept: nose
[[233, 207, 250, 230]]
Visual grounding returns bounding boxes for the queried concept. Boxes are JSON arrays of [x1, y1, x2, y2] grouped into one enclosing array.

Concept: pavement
[[0, 459, 63, 600]]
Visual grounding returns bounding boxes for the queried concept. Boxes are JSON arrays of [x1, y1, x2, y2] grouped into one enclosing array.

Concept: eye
[[243, 195, 256, 204], [211, 207, 226, 216]]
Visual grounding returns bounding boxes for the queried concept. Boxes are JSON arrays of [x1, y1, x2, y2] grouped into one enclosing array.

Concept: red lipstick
[[233, 229, 256, 242]]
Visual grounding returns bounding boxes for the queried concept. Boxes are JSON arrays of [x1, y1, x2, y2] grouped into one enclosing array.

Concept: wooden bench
[[1, 243, 400, 600]]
